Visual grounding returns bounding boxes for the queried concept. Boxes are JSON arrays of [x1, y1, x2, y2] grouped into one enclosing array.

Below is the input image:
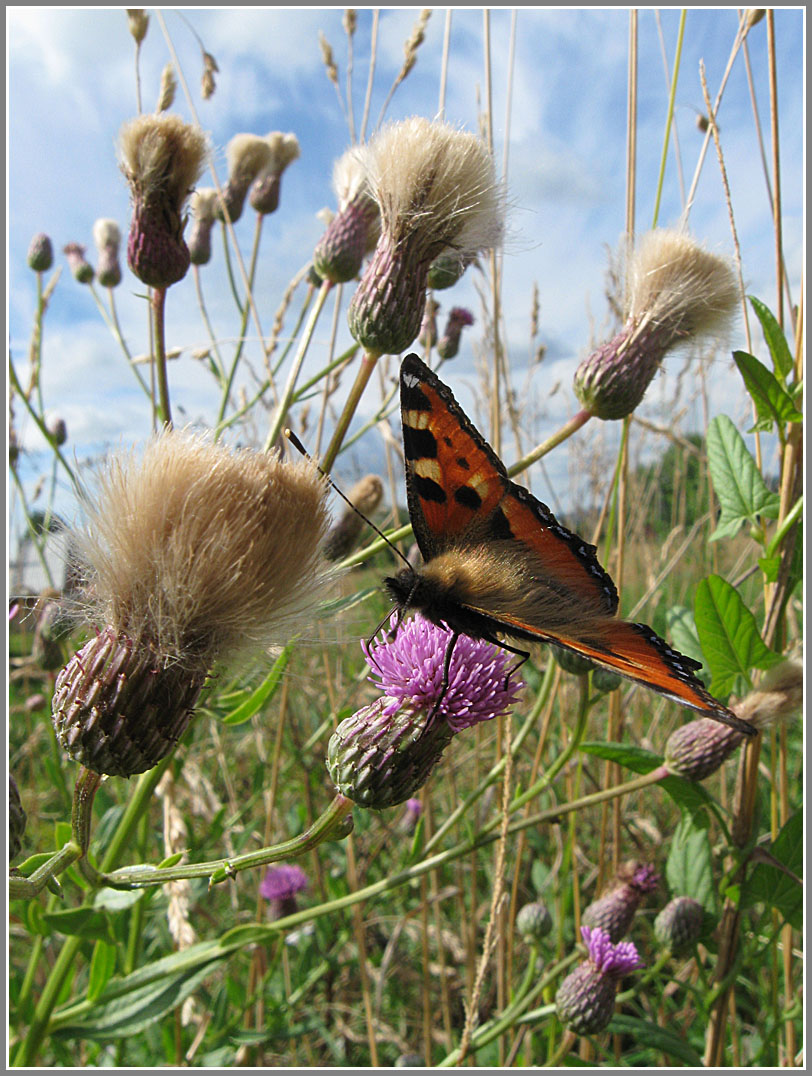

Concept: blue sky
[[7, 7, 804, 537]]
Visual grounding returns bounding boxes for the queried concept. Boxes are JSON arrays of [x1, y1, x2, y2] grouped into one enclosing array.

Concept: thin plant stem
[[359, 9, 379, 142], [217, 213, 265, 427], [507, 410, 592, 477], [766, 10, 784, 328], [321, 349, 382, 472], [151, 286, 172, 428], [650, 9, 684, 229], [192, 265, 227, 385]]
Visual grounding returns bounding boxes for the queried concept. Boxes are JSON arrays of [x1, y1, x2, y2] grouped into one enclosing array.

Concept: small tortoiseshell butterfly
[[384, 354, 756, 736]]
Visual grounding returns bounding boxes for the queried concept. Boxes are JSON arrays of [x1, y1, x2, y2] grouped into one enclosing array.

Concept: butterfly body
[[389, 353, 756, 737]]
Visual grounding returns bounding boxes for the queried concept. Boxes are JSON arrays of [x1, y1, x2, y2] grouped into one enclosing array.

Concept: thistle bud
[[52, 430, 332, 777], [27, 233, 53, 273], [126, 9, 148, 44], [348, 117, 503, 355], [516, 900, 553, 942], [653, 896, 706, 952], [260, 863, 308, 920], [313, 146, 380, 283], [249, 132, 300, 215], [322, 474, 383, 561], [555, 926, 643, 1036], [216, 134, 272, 223], [9, 775, 27, 863], [63, 242, 94, 284], [427, 251, 470, 290], [188, 189, 219, 265], [664, 718, 744, 781], [582, 862, 659, 942], [592, 666, 623, 694], [553, 644, 594, 676], [93, 218, 123, 287], [327, 615, 523, 808], [119, 114, 208, 288], [436, 307, 474, 360], [573, 230, 738, 420]]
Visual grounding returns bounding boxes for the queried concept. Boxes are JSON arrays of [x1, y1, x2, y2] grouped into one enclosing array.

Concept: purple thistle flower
[[363, 614, 523, 734], [580, 925, 642, 977], [555, 927, 643, 1036], [260, 863, 308, 920]]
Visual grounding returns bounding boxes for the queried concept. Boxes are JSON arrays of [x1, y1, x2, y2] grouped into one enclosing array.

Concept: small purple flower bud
[[555, 927, 643, 1035], [516, 901, 553, 941], [436, 307, 475, 360], [27, 233, 54, 273], [654, 896, 706, 952], [63, 242, 94, 284], [582, 862, 659, 943], [664, 718, 744, 781], [260, 863, 308, 919]]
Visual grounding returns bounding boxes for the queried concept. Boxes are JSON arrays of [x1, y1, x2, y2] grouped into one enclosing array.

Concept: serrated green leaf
[[706, 415, 781, 540], [749, 296, 795, 380], [733, 350, 802, 431], [42, 907, 116, 945], [579, 741, 663, 774], [666, 813, 715, 911], [87, 941, 118, 1002], [741, 812, 803, 928], [608, 1015, 704, 1066], [694, 575, 783, 696], [222, 645, 292, 726]]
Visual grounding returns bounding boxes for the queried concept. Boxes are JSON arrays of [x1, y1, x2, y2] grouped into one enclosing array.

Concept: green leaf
[[608, 1015, 704, 1067], [658, 774, 717, 814], [87, 941, 118, 1002], [666, 813, 715, 911], [741, 812, 803, 928], [42, 907, 116, 945], [694, 575, 783, 696], [93, 888, 145, 913], [665, 605, 706, 670], [222, 645, 292, 726], [749, 296, 794, 380], [706, 415, 780, 540], [579, 741, 663, 774], [733, 350, 802, 431]]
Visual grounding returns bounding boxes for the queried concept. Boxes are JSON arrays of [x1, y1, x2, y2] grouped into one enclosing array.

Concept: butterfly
[[383, 353, 756, 737]]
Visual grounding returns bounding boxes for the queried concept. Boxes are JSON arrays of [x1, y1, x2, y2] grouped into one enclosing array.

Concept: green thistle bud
[[327, 697, 455, 809], [654, 896, 706, 952], [553, 644, 594, 676], [27, 233, 54, 273], [516, 900, 553, 941], [427, 251, 468, 290], [9, 775, 27, 863], [664, 718, 744, 781], [63, 243, 94, 284], [592, 667, 623, 693]]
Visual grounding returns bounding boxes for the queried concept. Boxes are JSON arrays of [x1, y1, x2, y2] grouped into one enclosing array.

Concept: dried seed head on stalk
[[216, 133, 272, 223], [313, 146, 380, 283], [573, 229, 739, 420], [201, 50, 219, 100], [92, 218, 123, 287], [348, 117, 503, 355], [126, 8, 149, 44], [155, 63, 177, 113], [188, 188, 219, 265], [248, 132, 301, 215], [52, 430, 332, 777], [119, 114, 208, 288]]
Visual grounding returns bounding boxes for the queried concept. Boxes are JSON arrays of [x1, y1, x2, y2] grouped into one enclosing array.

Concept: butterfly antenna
[[285, 429, 413, 572]]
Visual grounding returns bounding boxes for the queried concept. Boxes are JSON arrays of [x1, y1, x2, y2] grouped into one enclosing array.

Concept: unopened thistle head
[[665, 656, 802, 781], [516, 900, 553, 942], [654, 896, 706, 952], [119, 114, 208, 288], [348, 117, 503, 355], [248, 132, 301, 215], [52, 430, 332, 777], [436, 307, 475, 360], [188, 188, 219, 265], [573, 229, 739, 420], [92, 218, 123, 288], [322, 474, 384, 561], [555, 926, 643, 1036], [313, 146, 380, 284], [216, 133, 273, 223], [63, 242, 94, 284], [27, 233, 53, 272], [427, 250, 473, 290], [581, 861, 659, 942], [326, 614, 522, 808]]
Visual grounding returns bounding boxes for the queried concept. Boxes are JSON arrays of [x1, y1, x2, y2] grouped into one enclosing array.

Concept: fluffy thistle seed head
[[119, 113, 208, 287], [216, 134, 273, 222], [188, 188, 219, 265], [555, 926, 643, 1036], [249, 132, 301, 215], [573, 229, 738, 420], [126, 8, 149, 44], [93, 218, 123, 287], [52, 430, 332, 777], [348, 117, 503, 354], [27, 232, 54, 272]]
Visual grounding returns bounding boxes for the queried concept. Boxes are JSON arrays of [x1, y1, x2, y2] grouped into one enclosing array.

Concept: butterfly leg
[[476, 631, 531, 692], [422, 630, 461, 731]]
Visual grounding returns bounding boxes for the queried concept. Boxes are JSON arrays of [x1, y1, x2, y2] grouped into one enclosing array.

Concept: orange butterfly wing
[[398, 355, 754, 734]]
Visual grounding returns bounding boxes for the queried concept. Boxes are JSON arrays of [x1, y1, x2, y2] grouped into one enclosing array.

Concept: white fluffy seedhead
[[363, 116, 504, 259], [119, 113, 208, 203], [191, 188, 220, 223], [225, 133, 273, 185], [263, 131, 301, 173], [628, 229, 739, 339], [332, 145, 374, 211], [74, 430, 333, 670], [92, 218, 121, 250]]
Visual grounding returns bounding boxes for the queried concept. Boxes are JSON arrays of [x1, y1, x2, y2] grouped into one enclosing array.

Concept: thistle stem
[[507, 410, 592, 477], [151, 286, 172, 427], [321, 349, 382, 472]]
